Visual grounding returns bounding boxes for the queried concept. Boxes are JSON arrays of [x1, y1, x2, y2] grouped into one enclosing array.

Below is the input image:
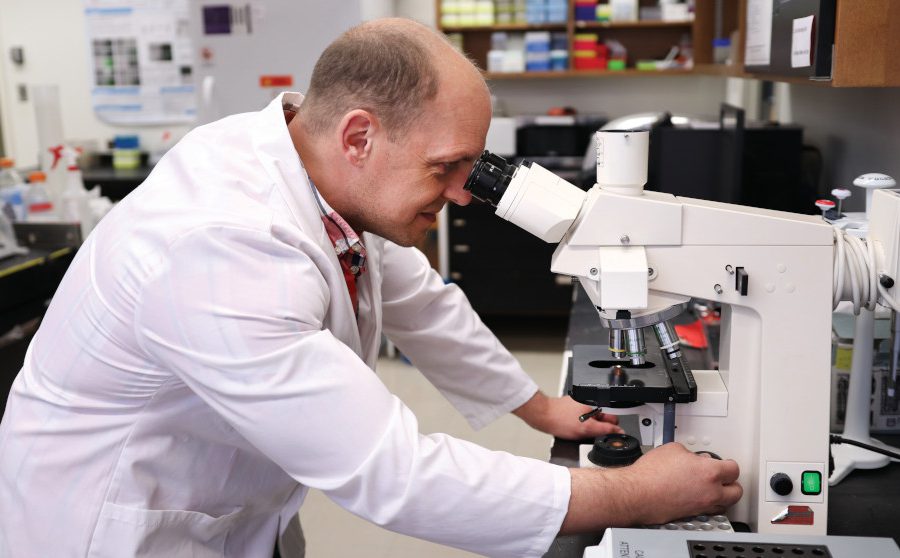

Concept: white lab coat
[[0, 93, 570, 558]]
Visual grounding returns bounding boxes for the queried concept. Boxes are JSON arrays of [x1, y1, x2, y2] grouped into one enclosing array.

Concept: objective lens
[[464, 150, 519, 207], [652, 320, 683, 360], [609, 329, 626, 359], [624, 328, 646, 366]]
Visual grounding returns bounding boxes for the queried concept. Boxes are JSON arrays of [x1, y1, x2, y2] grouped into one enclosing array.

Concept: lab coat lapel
[[356, 233, 383, 369], [249, 92, 364, 358]]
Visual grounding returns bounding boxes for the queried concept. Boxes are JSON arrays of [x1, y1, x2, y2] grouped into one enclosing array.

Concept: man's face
[[345, 80, 492, 247]]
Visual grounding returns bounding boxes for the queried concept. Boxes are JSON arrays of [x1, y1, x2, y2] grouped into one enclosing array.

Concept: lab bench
[[81, 165, 152, 202], [544, 289, 900, 557], [0, 223, 80, 415]]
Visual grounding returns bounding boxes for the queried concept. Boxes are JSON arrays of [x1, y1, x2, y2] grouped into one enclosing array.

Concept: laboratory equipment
[[24, 172, 56, 222], [0, 158, 28, 222], [0, 212, 27, 260], [112, 135, 141, 170], [58, 147, 92, 237], [583, 528, 900, 557], [816, 173, 900, 485], [464, 130, 900, 535]]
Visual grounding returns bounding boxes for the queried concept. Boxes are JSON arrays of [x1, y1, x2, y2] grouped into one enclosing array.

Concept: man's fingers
[[720, 480, 744, 507], [592, 413, 619, 425], [584, 421, 624, 436], [716, 459, 741, 484]]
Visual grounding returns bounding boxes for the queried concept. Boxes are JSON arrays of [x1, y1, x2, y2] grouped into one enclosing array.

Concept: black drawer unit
[[447, 202, 573, 317]]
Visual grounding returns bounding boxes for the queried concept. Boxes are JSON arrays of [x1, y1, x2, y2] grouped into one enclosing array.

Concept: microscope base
[[829, 437, 900, 485]]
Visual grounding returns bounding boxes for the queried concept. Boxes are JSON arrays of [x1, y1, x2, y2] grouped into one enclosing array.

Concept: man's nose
[[444, 176, 473, 206]]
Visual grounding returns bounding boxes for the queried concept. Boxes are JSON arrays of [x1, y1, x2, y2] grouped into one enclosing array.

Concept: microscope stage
[[569, 345, 697, 407]]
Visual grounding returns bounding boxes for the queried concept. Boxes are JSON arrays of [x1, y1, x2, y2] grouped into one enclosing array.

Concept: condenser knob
[[770, 472, 793, 496]]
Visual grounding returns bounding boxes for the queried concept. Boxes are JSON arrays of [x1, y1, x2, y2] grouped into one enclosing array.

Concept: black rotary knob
[[587, 434, 643, 467], [770, 472, 793, 496]]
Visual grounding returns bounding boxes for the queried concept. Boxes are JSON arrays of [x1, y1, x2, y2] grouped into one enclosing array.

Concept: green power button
[[801, 471, 822, 495]]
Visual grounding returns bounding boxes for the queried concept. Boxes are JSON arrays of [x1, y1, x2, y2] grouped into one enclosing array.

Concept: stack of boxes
[[525, 0, 567, 24], [550, 32, 568, 71], [575, 1, 647, 23], [488, 30, 567, 73], [525, 32, 551, 71], [572, 33, 606, 70], [440, 0, 496, 27], [487, 32, 525, 73], [574, 0, 597, 22], [494, 0, 527, 24]]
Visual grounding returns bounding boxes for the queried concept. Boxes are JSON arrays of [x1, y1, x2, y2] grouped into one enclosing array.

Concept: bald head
[[298, 18, 488, 141]]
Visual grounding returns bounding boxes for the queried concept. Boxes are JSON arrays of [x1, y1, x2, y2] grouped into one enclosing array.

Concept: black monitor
[[646, 104, 814, 214]]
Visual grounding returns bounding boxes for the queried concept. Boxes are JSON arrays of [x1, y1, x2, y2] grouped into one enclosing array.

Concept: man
[[0, 18, 741, 558]]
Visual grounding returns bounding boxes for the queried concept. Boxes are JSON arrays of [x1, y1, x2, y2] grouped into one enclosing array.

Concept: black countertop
[[82, 166, 152, 202], [544, 290, 900, 557]]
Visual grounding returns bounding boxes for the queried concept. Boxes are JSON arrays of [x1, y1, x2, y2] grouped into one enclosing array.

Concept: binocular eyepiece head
[[463, 150, 520, 207]]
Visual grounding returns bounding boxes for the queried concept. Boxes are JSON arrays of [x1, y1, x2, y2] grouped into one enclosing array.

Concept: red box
[[574, 57, 607, 70]]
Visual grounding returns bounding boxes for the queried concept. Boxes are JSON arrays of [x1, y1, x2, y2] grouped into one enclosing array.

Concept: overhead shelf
[[483, 68, 693, 79]]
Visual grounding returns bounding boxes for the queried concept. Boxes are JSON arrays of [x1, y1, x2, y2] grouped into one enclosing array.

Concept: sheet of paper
[[84, 0, 196, 125], [744, 0, 773, 66], [791, 15, 815, 68]]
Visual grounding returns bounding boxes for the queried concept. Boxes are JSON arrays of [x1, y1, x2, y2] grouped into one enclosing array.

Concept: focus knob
[[770, 472, 793, 496]]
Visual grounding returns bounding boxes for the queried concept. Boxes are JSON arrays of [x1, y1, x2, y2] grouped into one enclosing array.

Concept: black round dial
[[770, 472, 793, 496]]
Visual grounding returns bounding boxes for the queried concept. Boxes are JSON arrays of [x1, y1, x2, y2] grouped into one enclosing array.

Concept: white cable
[[833, 228, 900, 313], [833, 229, 845, 308], [867, 233, 878, 311]]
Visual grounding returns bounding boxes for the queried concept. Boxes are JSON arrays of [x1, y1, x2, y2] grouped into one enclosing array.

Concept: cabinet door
[[742, 0, 836, 79]]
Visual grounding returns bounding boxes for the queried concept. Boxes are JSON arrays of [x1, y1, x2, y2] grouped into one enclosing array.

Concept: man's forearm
[[558, 443, 743, 536], [560, 467, 640, 534], [511, 389, 548, 428]]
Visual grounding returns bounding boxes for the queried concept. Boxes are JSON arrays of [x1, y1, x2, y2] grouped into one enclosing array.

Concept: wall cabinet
[[701, 0, 900, 87]]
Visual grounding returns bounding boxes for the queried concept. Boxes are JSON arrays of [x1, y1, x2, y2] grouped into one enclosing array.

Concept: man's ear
[[338, 109, 380, 166]]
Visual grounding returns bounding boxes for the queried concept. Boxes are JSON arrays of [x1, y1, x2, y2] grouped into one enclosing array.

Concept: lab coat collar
[[249, 92, 328, 249], [248, 92, 380, 365]]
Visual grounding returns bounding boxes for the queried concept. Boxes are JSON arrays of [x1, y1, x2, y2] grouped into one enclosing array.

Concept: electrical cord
[[830, 434, 900, 460], [833, 229, 900, 313]]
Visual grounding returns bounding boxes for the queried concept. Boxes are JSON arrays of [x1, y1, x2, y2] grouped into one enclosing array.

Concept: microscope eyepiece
[[464, 150, 519, 207]]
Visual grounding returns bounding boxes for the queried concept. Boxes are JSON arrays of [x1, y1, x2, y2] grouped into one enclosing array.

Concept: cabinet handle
[[450, 272, 463, 281], [452, 218, 467, 227], [453, 244, 470, 253]]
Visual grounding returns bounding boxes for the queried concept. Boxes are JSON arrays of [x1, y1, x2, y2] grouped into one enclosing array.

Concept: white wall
[[790, 86, 900, 211]]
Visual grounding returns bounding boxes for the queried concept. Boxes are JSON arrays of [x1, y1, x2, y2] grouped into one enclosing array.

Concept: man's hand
[[512, 391, 623, 440], [561, 442, 743, 534]]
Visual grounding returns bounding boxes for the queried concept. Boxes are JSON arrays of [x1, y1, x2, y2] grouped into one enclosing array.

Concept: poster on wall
[[84, 0, 196, 125]]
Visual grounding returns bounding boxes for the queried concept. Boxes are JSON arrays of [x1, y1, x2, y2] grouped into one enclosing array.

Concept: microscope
[[464, 130, 900, 536]]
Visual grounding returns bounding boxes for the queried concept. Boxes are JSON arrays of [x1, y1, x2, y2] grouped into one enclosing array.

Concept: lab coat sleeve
[[133, 226, 570, 558], [380, 241, 540, 430]]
